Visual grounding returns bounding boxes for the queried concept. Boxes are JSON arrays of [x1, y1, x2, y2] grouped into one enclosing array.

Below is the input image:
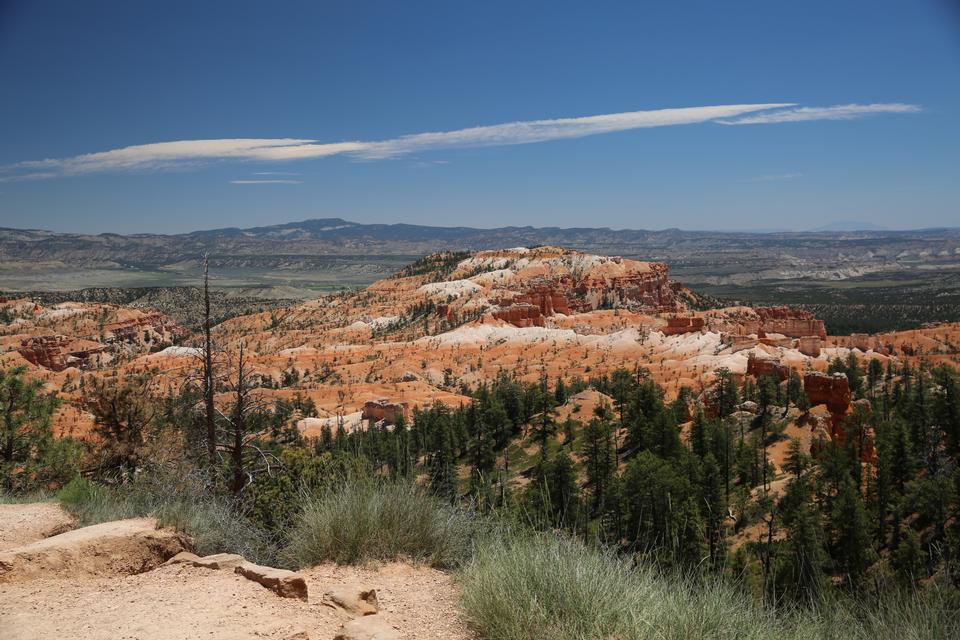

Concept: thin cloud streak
[[719, 103, 920, 125], [0, 102, 919, 180], [352, 103, 794, 159]]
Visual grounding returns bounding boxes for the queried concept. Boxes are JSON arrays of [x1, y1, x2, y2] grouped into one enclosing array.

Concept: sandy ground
[[0, 502, 74, 551], [0, 503, 472, 640], [306, 563, 470, 639]]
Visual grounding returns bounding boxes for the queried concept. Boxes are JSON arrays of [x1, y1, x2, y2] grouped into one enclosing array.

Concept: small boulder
[[333, 617, 400, 640], [191, 553, 247, 569], [738, 400, 759, 414], [164, 551, 202, 566], [165, 552, 247, 570], [323, 586, 379, 616], [235, 561, 308, 601]]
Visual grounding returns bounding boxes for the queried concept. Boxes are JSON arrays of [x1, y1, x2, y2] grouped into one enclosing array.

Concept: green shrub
[[57, 472, 281, 565], [459, 533, 960, 640], [283, 479, 480, 569], [58, 476, 140, 524]]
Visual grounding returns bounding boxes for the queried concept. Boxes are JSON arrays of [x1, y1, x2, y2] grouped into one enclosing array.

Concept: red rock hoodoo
[[746, 354, 791, 381], [361, 399, 408, 424]]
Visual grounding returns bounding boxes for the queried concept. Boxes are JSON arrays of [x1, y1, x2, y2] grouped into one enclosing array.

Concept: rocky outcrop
[[493, 303, 544, 327], [165, 551, 247, 570], [235, 561, 309, 601], [845, 333, 876, 352], [662, 315, 705, 336], [488, 254, 681, 322], [746, 355, 791, 381], [722, 333, 760, 353], [755, 307, 827, 340], [0, 518, 187, 582], [507, 286, 572, 316], [577, 262, 678, 312], [17, 335, 72, 371], [17, 335, 105, 371], [804, 372, 855, 438], [716, 306, 827, 341], [324, 586, 380, 616], [797, 336, 822, 357], [103, 312, 189, 346], [362, 399, 408, 424], [804, 372, 850, 414], [12, 306, 186, 371]]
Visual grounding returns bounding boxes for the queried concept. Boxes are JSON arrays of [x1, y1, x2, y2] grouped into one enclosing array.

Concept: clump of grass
[[58, 476, 151, 524], [283, 479, 479, 569], [0, 489, 55, 504], [459, 533, 959, 640], [460, 533, 654, 640], [57, 473, 281, 565]]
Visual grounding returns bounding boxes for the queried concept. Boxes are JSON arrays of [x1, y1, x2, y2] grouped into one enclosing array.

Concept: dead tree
[[216, 343, 278, 496], [202, 253, 216, 465]]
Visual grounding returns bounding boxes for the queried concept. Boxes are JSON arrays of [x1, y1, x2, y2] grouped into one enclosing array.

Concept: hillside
[[3, 245, 957, 442], [3, 221, 960, 335], [2, 247, 960, 638]]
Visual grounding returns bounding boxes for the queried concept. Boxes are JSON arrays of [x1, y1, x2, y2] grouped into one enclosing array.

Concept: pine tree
[[784, 437, 811, 480], [584, 416, 616, 516], [890, 526, 926, 589], [713, 367, 739, 418], [469, 403, 497, 497], [429, 418, 458, 501], [690, 409, 708, 458], [778, 492, 827, 603], [554, 378, 567, 405], [787, 370, 809, 411], [831, 480, 874, 587], [933, 365, 960, 456], [86, 375, 156, 479], [1, 366, 59, 490], [845, 352, 863, 397], [702, 453, 726, 569]]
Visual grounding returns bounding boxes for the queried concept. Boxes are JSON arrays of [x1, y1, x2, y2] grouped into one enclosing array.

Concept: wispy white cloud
[[230, 179, 302, 185], [0, 171, 59, 183], [744, 172, 803, 182], [252, 171, 301, 176], [718, 103, 920, 125], [351, 103, 794, 159], [0, 102, 920, 180], [3, 139, 323, 177]]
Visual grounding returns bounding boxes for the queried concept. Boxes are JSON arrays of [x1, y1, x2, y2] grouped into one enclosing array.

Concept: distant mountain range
[[2, 219, 958, 286], [2, 217, 954, 264], [809, 221, 889, 232]]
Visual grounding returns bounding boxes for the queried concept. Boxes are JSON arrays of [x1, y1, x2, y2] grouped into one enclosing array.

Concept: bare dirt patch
[[0, 502, 74, 551], [0, 561, 471, 640], [0, 504, 471, 639]]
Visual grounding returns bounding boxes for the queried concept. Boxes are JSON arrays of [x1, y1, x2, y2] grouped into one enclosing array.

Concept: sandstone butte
[[1, 246, 958, 446]]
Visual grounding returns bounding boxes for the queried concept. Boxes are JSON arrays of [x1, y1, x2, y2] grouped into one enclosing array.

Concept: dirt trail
[[0, 502, 74, 551], [0, 503, 471, 639]]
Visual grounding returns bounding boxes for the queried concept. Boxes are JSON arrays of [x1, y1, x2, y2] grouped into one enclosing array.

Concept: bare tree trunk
[[202, 254, 216, 465], [231, 343, 247, 495]]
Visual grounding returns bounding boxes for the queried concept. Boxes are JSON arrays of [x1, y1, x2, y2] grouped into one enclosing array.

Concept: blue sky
[[1, 0, 958, 233]]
